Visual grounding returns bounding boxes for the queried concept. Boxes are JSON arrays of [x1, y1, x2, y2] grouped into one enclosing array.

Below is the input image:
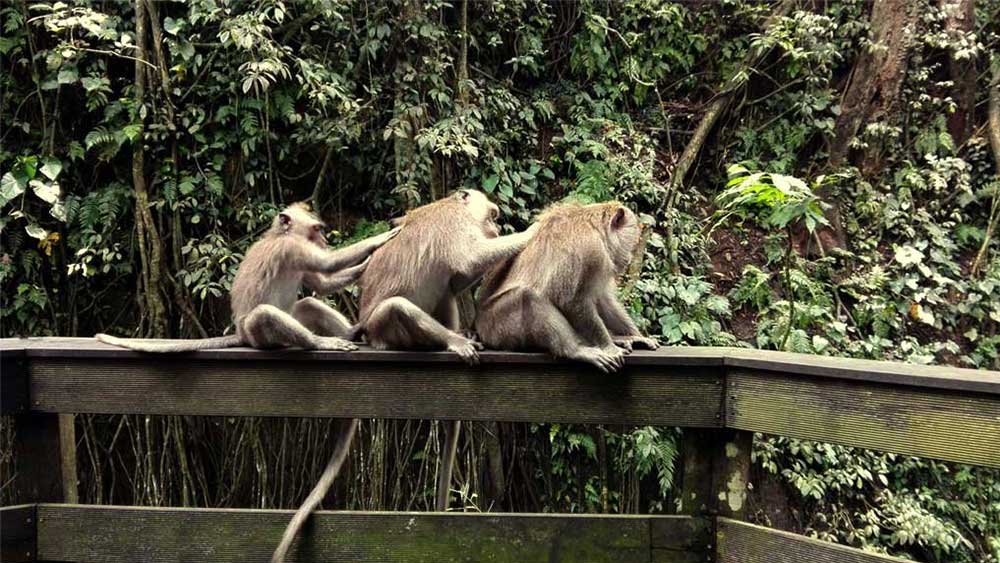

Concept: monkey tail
[[95, 333, 243, 352], [271, 418, 360, 563]]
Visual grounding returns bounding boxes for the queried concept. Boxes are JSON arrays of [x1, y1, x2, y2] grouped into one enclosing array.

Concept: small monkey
[[476, 202, 659, 373], [97, 203, 398, 352]]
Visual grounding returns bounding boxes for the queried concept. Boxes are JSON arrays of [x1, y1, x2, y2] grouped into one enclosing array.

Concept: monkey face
[[457, 189, 501, 238], [609, 205, 641, 271], [276, 204, 328, 246]]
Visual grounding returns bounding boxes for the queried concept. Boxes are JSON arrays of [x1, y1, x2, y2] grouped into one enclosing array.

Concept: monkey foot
[[448, 338, 483, 366], [574, 347, 625, 373], [613, 336, 660, 351], [315, 337, 359, 351]]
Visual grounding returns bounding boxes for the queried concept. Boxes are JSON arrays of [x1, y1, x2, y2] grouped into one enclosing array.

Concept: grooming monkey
[[357, 188, 535, 510], [97, 203, 398, 352], [476, 202, 659, 373], [272, 190, 537, 562]]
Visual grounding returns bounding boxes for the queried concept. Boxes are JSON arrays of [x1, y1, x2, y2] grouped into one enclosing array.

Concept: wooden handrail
[[1, 337, 998, 467]]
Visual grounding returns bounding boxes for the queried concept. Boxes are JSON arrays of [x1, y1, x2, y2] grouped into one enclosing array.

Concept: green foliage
[[1, 2, 998, 561]]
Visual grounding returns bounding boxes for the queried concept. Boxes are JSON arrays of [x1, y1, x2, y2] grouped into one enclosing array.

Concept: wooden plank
[[0, 505, 36, 563], [28, 358, 724, 426], [35, 504, 708, 563], [716, 518, 910, 563], [725, 348, 999, 395], [14, 337, 727, 366], [1, 348, 28, 414], [651, 516, 711, 563], [728, 370, 1000, 468]]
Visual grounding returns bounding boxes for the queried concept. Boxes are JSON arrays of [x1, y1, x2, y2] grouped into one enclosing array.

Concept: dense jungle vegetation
[[2, 0, 999, 560]]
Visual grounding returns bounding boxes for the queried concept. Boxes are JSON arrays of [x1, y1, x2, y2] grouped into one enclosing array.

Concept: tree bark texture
[[941, 0, 977, 145], [131, 0, 169, 337]]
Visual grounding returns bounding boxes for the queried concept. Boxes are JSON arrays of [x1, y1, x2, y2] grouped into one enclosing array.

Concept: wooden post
[[13, 412, 77, 504], [3, 350, 78, 504]]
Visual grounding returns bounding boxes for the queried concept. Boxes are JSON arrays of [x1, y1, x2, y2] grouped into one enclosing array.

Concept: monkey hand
[[373, 226, 402, 246], [315, 337, 359, 351], [574, 346, 625, 374], [613, 336, 659, 351], [447, 336, 484, 366]]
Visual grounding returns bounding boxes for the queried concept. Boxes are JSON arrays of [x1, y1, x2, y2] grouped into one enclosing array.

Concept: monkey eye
[[312, 224, 324, 233], [490, 208, 499, 220]]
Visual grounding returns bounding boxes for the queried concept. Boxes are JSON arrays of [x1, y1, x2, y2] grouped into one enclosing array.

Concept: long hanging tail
[[95, 333, 243, 352], [271, 418, 360, 563]]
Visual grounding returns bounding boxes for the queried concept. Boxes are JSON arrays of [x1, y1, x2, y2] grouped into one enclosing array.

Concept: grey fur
[[477, 202, 659, 373]]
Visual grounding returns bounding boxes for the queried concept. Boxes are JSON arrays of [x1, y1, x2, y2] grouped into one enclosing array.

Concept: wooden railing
[[1, 337, 997, 562]]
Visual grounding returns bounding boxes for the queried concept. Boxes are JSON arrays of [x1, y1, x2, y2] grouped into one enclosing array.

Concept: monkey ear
[[279, 213, 292, 226], [611, 207, 628, 230], [458, 190, 471, 202]]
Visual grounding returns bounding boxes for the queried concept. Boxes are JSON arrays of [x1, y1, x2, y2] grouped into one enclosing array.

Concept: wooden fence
[[1, 337, 997, 562]]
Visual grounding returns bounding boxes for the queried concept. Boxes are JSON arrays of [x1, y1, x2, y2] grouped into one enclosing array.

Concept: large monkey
[[359, 189, 534, 509], [272, 190, 536, 562], [97, 203, 397, 352], [476, 202, 659, 373], [356, 189, 536, 362]]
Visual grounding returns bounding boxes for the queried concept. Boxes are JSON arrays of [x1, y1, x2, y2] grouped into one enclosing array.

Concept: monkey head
[[274, 202, 327, 246], [603, 203, 641, 273], [456, 189, 501, 238]]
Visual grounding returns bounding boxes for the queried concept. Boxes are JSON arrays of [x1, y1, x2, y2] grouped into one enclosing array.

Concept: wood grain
[[29, 357, 724, 425], [717, 518, 911, 563], [36, 504, 706, 563], [727, 370, 1000, 467]]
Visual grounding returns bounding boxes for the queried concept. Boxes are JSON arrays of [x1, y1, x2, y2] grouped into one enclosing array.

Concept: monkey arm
[[568, 300, 617, 349], [465, 227, 537, 277], [598, 289, 660, 350], [303, 259, 368, 295], [597, 289, 642, 337], [322, 227, 402, 271]]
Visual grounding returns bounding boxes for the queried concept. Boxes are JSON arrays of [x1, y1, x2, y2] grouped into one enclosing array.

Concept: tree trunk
[[971, 55, 1000, 277], [829, 0, 917, 168], [131, 0, 169, 337], [940, 0, 977, 145]]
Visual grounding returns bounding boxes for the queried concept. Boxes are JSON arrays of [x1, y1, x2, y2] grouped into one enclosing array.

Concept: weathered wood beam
[[34, 505, 706, 563], [716, 518, 912, 563]]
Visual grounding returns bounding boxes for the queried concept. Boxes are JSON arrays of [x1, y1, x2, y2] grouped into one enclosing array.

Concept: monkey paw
[[611, 339, 634, 353], [575, 347, 625, 374], [316, 337, 359, 351], [448, 338, 483, 366]]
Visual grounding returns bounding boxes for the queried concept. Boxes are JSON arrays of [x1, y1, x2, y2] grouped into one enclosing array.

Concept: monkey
[[272, 190, 537, 562], [476, 201, 659, 373], [96, 202, 398, 352], [358, 189, 536, 510], [355, 188, 537, 363]]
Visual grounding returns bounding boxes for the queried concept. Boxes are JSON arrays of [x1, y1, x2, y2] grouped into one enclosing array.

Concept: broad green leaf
[[57, 67, 78, 84], [0, 172, 25, 207], [893, 245, 924, 267], [40, 157, 62, 180], [164, 17, 180, 35], [50, 201, 67, 222], [482, 174, 499, 193], [25, 224, 48, 239], [31, 179, 61, 204]]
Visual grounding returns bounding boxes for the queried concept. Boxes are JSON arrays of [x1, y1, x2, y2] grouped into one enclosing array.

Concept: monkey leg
[[597, 293, 660, 351], [291, 297, 352, 337], [242, 305, 357, 351], [436, 420, 461, 511], [566, 301, 628, 360], [480, 287, 624, 373], [367, 297, 482, 364]]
